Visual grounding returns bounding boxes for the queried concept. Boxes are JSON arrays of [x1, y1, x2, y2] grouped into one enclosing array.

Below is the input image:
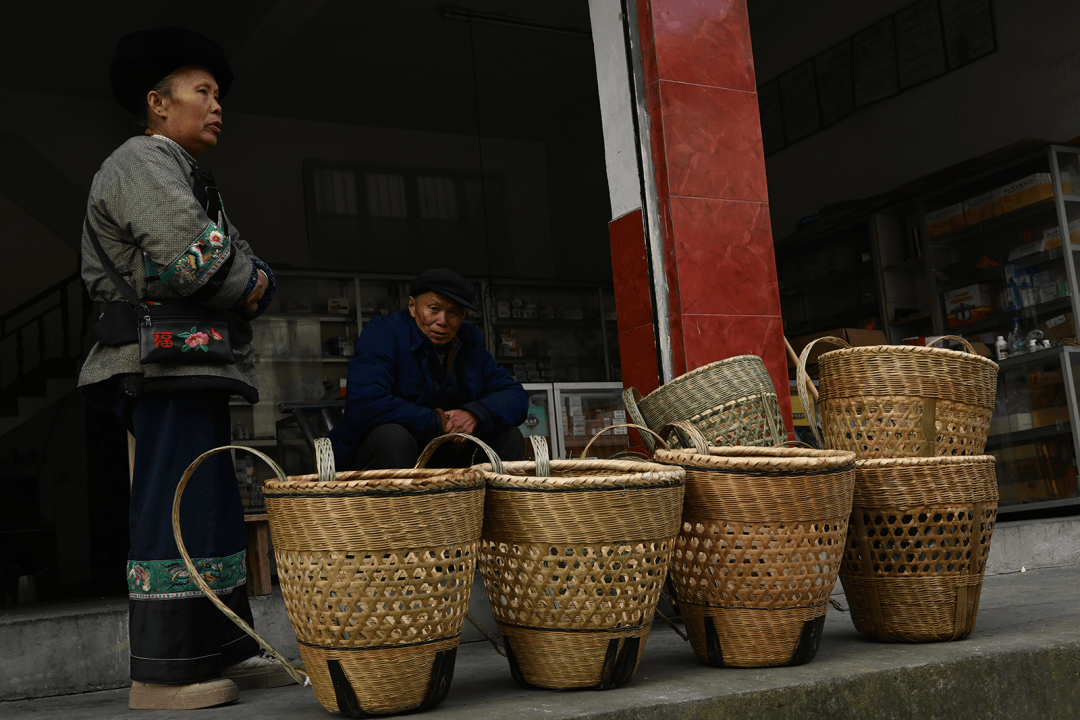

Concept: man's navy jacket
[[328, 309, 528, 468]]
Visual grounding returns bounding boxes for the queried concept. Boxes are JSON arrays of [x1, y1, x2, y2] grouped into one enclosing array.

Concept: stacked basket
[[624, 355, 785, 451], [796, 335, 1000, 642]]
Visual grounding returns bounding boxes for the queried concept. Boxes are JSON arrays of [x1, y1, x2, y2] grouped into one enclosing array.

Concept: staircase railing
[[0, 272, 93, 391]]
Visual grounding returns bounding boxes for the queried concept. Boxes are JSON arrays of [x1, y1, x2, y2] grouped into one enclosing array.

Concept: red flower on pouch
[[185, 332, 210, 350], [210, 328, 223, 340]]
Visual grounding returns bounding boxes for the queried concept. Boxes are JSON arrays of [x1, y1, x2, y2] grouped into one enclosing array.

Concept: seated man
[[328, 268, 528, 469]]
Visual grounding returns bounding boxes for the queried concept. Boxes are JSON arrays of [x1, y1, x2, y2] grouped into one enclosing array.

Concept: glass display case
[[553, 382, 629, 460], [923, 144, 1080, 514], [518, 383, 555, 460]]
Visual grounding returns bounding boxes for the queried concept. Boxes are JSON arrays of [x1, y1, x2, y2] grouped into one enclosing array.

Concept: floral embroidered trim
[[158, 221, 232, 296], [127, 550, 247, 600]]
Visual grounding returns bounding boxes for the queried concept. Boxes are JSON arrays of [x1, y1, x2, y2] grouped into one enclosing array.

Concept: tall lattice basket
[[623, 355, 785, 452], [840, 455, 998, 642], [172, 436, 490, 717], [796, 335, 999, 458], [471, 432, 685, 690], [653, 423, 856, 668]]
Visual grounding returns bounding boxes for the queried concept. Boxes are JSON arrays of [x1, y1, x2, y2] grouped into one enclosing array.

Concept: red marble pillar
[[609, 0, 792, 433]]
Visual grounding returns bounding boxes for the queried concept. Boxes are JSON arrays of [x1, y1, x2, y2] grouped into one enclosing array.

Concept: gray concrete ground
[[3, 564, 1078, 720]]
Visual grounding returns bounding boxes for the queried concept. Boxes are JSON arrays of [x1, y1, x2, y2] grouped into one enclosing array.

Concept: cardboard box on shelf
[[1038, 312, 1075, 343], [1031, 405, 1069, 428], [326, 297, 350, 314], [926, 204, 967, 237], [1000, 173, 1053, 213], [943, 284, 992, 327], [787, 327, 888, 370], [963, 190, 1002, 225]]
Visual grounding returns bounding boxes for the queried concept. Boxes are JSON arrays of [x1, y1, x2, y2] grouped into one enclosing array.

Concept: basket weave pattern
[[810, 342, 998, 458], [840, 456, 998, 642], [477, 458, 685, 689], [629, 355, 784, 450], [655, 446, 856, 668], [264, 468, 485, 714]]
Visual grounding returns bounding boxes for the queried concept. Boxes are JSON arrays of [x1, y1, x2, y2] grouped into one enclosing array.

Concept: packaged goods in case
[[944, 284, 991, 327], [926, 203, 967, 237], [1000, 173, 1053, 213], [963, 189, 1003, 225]]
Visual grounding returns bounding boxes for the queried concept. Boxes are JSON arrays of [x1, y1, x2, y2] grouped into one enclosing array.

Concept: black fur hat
[[110, 27, 233, 114]]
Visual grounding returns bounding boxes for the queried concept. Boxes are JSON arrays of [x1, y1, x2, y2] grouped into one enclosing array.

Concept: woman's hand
[[237, 270, 268, 316]]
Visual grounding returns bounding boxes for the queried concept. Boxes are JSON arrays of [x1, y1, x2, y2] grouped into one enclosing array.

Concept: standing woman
[[79, 28, 288, 710]]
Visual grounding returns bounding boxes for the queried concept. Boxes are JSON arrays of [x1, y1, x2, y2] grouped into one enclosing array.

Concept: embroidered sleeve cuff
[[158, 220, 232, 296]]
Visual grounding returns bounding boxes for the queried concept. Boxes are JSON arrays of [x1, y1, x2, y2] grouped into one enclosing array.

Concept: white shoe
[[222, 650, 298, 690]]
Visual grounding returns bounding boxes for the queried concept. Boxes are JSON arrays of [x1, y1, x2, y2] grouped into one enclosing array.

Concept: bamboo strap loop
[[172, 446, 308, 686], [529, 434, 551, 477], [796, 335, 851, 449], [657, 421, 710, 455], [621, 388, 654, 450], [416, 433, 504, 474], [580, 423, 669, 459]]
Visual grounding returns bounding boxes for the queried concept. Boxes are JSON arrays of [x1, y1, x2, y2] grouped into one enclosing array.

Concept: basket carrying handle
[[657, 420, 710, 455], [796, 335, 851, 450], [528, 434, 552, 477], [171, 446, 308, 687], [415, 433, 504, 474], [927, 335, 978, 354], [621, 388, 656, 452], [580, 422, 669, 459], [314, 437, 335, 482]]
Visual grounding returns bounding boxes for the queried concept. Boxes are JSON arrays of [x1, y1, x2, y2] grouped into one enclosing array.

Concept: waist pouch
[[95, 302, 252, 365]]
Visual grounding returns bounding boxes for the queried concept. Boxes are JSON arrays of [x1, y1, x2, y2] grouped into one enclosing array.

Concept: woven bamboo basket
[[796, 335, 999, 459], [623, 355, 784, 452], [171, 436, 496, 717], [840, 455, 998, 642], [653, 422, 856, 668], [472, 431, 685, 690]]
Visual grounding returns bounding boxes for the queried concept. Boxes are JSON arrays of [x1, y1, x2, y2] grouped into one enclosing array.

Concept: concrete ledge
[[985, 515, 1080, 575], [3, 565, 1078, 719]]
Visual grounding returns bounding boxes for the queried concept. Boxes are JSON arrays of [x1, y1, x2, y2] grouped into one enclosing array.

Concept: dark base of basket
[[682, 604, 826, 668], [299, 639, 459, 717], [497, 623, 650, 691]]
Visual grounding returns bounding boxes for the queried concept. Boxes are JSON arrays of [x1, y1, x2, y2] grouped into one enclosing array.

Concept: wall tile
[[651, 0, 755, 91], [619, 323, 660, 397], [658, 80, 768, 203], [680, 313, 793, 433], [669, 196, 781, 317], [609, 209, 654, 333]]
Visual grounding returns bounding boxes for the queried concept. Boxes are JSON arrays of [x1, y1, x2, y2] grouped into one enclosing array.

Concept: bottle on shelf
[[995, 335, 1008, 361], [1008, 317, 1026, 357]]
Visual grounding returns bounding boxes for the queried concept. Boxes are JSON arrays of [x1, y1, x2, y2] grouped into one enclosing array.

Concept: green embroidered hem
[[128, 550, 247, 600]]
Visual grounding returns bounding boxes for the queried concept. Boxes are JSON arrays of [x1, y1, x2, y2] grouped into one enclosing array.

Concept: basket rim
[[818, 343, 1000, 370], [267, 467, 485, 492], [855, 455, 997, 469], [654, 445, 856, 470], [640, 355, 767, 403], [476, 458, 685, 488]]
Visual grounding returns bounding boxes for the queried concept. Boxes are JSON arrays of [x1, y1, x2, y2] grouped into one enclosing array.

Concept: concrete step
[[2, 564, 1077, 719]]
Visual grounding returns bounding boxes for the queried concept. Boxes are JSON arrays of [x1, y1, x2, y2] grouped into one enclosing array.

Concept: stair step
[[0, 378, 77, 438]]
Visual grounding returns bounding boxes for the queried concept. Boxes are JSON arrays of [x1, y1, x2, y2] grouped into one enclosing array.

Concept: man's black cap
[[110, 27, 234, 114], [410, 268, 478, 312]]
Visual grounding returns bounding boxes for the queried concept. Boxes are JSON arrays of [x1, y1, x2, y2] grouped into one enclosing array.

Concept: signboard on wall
[[758, 0, 996, 157]]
